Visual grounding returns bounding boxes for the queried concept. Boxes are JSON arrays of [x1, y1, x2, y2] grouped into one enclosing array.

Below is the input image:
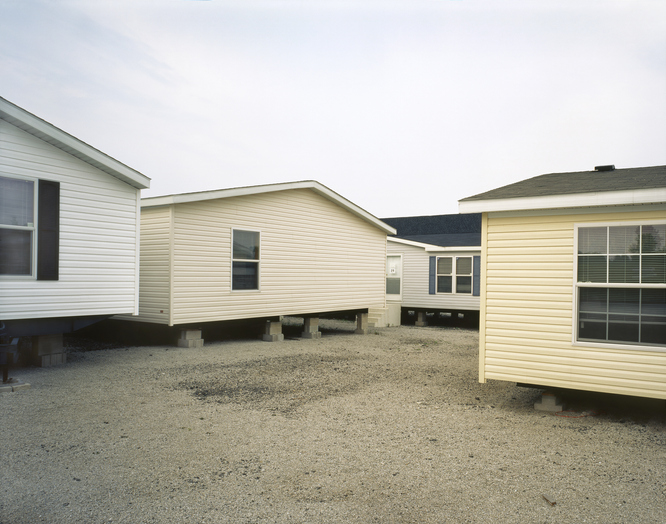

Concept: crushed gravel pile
[[2, 321, 665, 523]]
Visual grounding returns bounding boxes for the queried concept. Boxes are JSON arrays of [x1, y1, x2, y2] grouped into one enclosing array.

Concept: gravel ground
[[2, 320, 665, 524]]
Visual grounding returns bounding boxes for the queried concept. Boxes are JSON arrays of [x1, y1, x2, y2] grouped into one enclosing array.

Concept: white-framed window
[[575, 222, 666, 348], [0, 174, 37, 277], [436, 256, 473, 294], [232, 229, 260, 290]]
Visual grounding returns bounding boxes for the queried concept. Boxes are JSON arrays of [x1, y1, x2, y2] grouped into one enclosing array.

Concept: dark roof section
[[382, 213, 481, 247], [460, 165, 666, 202]]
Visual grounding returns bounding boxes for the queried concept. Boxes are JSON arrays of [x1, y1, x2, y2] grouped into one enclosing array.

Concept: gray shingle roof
[[459, 165, 666, 202], [382, 213, 481, 247]]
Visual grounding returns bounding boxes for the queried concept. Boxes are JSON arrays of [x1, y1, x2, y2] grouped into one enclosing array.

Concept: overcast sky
[[2, 0, 665, 217]]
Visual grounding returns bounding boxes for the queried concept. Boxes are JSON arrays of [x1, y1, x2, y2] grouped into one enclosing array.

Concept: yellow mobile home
[[459, 165, 666, 400]]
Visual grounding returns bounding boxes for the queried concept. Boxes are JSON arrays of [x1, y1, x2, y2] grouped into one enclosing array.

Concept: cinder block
[[12, 382, 31, 392], [355, 313, 369, 334], [179, 330, 202, 340], [262, 333, 284, 342], [0, 384, 13, 393], [177, 338, 204, 348], [534, 392, 564, 412]]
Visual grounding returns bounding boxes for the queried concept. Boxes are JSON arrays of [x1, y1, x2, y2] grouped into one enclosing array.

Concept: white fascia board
[[143, 180, 397, 235], [458, 188, 666, 214], [0, 97, 150, 189], [388, 237, 480, 252]]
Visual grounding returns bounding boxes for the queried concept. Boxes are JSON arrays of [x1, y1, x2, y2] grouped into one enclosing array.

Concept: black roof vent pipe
[[594, 165, 615, 171]]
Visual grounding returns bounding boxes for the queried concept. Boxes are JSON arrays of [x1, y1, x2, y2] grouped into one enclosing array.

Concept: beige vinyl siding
[[0, 120, 141, 319], [482, 208, 666, 399], [387, 241, 480, 310], [116, 206, 172, 324], [134, 188, 387, 325]]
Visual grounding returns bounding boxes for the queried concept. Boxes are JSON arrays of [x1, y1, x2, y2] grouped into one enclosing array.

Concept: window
[[435, 256, 472, 294], [0, 175, 35, 275], [232, 229, 260, 290], [0, 175, 59, 280], [576, 223, 666, 347]]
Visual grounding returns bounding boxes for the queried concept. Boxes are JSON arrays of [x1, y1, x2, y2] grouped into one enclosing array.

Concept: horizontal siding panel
[[481, 208, 666, 399], [1, 121, 141, 320]]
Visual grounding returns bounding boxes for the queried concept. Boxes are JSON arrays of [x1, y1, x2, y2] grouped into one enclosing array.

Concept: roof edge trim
[[458, 187, 666, 214]]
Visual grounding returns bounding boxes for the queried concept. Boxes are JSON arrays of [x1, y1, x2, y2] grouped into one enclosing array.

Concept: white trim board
[[458, 188, 666, 214]]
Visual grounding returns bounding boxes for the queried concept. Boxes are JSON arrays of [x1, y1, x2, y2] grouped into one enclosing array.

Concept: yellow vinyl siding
[[481, 207, 666, 399]]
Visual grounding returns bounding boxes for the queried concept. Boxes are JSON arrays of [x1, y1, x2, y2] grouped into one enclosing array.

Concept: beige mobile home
[[118, 181, 396, 342], [0, 97, 150, 366], [459, 165, 666, 400], [382, 214, 482, 326]]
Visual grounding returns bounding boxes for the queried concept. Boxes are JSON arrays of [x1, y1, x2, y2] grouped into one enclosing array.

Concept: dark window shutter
[[37, 180, 60, 281], [473, 255, 481, 296], [429, 256, 436, 295]]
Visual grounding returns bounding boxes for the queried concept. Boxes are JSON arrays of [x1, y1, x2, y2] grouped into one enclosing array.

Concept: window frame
[[231, 228, 261, 292], [0, 173, 38, 279], [436, 256, 473, 294], [573, 220, 666, 352]]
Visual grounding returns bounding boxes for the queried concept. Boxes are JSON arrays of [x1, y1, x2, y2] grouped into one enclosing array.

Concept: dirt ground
[[2, 319, 665, 523]]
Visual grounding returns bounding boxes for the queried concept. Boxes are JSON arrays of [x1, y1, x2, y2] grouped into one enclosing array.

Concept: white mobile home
[[0, 97, 150, 365], [382, 214, 481, 326], [459, 165, 666, 400], [117, 181, 396, 342]]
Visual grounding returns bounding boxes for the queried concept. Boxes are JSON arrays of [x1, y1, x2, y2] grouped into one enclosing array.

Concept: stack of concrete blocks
[[355, 312, 369, 334], [301, 317, 321, 339], [178, 329, 204, 348], [263, 321, 284, 342], [534, 391, 564, 412], [31, 334, 67, 367]]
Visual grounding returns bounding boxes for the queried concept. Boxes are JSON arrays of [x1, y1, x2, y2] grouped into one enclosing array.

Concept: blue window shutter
[[429, 256, 436, 295], [473, 256, 481, 296]]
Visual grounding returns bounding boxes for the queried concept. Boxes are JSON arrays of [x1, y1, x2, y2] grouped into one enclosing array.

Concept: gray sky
[[2, 0, 665, 217]]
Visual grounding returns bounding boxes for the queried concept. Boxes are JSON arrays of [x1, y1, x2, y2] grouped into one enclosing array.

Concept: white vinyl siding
[[481, 208, 666, 399], [134, 188, 387, 325], [0, 120, 141, 319], [386, 241, 480, 311]]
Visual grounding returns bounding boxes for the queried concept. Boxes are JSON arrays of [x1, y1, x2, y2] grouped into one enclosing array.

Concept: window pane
[[0, 176, 34, 227], [232, 261, 258, 290], [642, 224, 666, 254], [608, 255, 639, 283], [609, 288, 640, 314], [456, 276, 472, 294], [0, 229, 32, 275], [386, 278, 400, 295], [437, 275, 452, 293], [579, 313, 607, 341], [456, 257, 472, 275], [609, 225, 640, 254], [641, 289, 666, 317], [233, 230, 259, 260], [608, 315, 639, 343], [578, 227, 607, 254], [579, 287, 607, 313], [641, 255, 666, 284], [578, 256, 607, 282], [437, 257, 452, 275]]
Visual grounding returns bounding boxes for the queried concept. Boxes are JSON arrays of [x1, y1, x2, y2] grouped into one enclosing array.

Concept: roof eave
[[0, 97, 150, 190], [458, 188, 666, 214]]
